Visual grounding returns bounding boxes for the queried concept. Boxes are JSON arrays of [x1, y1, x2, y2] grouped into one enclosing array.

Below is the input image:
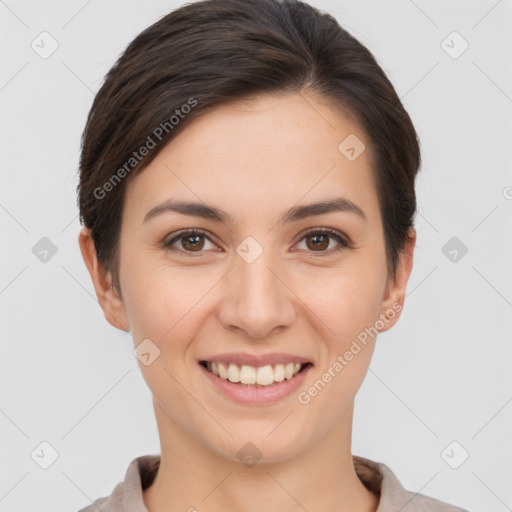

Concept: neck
[[143, 398, 379, 512]]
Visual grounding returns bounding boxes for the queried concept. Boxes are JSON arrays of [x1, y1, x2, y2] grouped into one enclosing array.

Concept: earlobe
[[378, 226, 416, 333], [78, 227, 130, 332]]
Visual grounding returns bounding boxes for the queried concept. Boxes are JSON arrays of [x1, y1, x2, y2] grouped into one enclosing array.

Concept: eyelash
[[162, 227, 352, 258]]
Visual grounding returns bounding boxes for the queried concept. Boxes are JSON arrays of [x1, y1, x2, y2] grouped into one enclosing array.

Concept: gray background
[[1, 1, 511, 511]]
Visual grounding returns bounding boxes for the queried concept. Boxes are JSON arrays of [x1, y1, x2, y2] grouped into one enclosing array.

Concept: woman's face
[[82, 91, 414, 463]]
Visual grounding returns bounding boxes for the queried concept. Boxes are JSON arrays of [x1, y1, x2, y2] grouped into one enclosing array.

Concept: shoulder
[[353, 455, 470, 512], [74, 455, 160, 512], [75, 481, 124, 512]]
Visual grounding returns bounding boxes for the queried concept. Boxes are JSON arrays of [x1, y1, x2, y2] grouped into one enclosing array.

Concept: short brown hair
[[78, 0, 421, 294]]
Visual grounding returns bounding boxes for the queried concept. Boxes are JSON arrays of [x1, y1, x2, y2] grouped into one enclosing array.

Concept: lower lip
[[199, 362, 313, 405]]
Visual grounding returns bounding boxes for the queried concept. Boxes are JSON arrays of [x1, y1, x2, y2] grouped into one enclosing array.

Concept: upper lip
[[199, 353, 312, 367]]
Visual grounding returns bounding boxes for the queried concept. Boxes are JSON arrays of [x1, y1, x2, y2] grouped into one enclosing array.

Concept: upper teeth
[[207, 362, 302, 386]]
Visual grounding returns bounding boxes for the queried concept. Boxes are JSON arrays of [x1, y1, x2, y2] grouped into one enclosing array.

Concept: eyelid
[[162, 226, 352, 256], [162, 228, 219, 256], [293, 226, 353, 253]]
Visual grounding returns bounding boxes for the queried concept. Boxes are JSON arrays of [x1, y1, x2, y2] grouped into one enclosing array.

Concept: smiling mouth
[[199, 360, 313, 387]]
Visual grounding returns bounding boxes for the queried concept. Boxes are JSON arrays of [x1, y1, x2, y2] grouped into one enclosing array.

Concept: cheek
[[297, 272, 381, 415], [120, 263, 206, 402], [298, 262, 386, 344], [120, 255, 217, 343]]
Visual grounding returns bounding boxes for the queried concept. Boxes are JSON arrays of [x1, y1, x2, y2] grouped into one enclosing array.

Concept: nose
[[216, 248, 297, 340]]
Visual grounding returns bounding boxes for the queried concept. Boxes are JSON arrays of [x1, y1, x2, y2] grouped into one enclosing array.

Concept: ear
[[377, 226, 416, 333], [78, 226, 130, 331]]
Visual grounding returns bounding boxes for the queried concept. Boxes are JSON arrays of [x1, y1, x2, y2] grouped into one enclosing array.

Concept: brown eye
[[181, 233, 205, 251], [306, 233, 329, 251], [297, 228, 350, 254], [163, 229, 217, 255]]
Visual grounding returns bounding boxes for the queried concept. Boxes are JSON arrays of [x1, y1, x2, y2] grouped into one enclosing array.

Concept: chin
[[204, 423, 313, 467]]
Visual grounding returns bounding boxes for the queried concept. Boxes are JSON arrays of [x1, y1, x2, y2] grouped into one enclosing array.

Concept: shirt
[[77, 454, 469, 512]]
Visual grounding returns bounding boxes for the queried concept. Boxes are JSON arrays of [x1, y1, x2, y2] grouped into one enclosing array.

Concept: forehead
[[124, 91, 380, 227]]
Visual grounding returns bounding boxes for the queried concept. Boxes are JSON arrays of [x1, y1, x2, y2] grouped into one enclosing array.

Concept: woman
[[76, 0, 468, 510]]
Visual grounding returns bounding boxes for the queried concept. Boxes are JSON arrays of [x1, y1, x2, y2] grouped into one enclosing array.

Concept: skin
[[79, 90, 415, 512]]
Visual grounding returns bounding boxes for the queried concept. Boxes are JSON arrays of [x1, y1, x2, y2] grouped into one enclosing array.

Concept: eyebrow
[[142, 197, 367, 225]]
